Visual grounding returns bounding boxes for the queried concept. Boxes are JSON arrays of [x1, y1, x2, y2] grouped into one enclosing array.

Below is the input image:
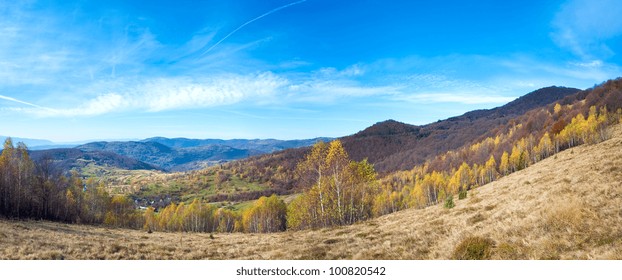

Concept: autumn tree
[[498, 151, 510, 176], [535, 132, 553, 161], [215, 208, 239, 232], [288, 140, 379, 230], [295, 141, 329, 225], [484, 155, 498, 183], [242, 194, 287, 233], [143, 207, 157, 232]]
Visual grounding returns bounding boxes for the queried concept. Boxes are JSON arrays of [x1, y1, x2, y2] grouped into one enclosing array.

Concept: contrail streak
[[0, 94, 50, 110], [201, 0, 307, 56]]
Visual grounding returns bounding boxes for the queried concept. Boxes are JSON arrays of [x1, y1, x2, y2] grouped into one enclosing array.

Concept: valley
[[2, 123, 621, 260]]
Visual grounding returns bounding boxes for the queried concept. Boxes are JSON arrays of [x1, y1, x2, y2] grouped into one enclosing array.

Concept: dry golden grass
[[2, 124, 622, 260]]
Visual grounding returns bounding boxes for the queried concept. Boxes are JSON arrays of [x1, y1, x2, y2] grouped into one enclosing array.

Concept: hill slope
[[3, 124, 621, 260], [342, 86, 581, 172], [74, 138, 331, 172], [75, 141, 262, 172], [225, 85, 582, 191], [29, 148, 158, 172], [232, 86, 580, 177]]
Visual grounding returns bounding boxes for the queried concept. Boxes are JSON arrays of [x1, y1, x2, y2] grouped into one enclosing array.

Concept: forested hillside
[[343, 86, 582, 172], [29, 148, 158, 172], [77, 141, 261, 172], [218, 86, 583, 190]]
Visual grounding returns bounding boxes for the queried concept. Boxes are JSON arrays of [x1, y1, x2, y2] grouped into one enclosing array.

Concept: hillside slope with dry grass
[[2, 124, 621, 260]]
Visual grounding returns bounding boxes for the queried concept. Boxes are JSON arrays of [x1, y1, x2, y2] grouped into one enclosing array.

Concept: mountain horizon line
[[2, 84, 582, 149]]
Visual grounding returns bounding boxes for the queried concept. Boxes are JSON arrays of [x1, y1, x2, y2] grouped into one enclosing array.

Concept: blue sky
[[1, 0, 621, 142]]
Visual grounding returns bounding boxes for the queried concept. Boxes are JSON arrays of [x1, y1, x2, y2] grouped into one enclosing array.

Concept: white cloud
[[15, 72, 288, 117], [552, 0, 622, 59], [5, 67, 518, 118], [141, 73, 287, 111], [50, 93, 126, 117], [341, 64, 365, 77], [570, 60, 603, 68], [4, 2, 622, 121], [10, 53, 616, 118]]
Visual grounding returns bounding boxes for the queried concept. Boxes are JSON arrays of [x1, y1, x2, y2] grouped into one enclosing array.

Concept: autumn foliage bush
[[452, 236, 495, 260]]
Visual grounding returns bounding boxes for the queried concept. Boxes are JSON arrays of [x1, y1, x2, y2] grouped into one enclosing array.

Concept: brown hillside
[[343, 86, 581, 172], [225, 86, 581, 191], [2, 124, 621, 260]]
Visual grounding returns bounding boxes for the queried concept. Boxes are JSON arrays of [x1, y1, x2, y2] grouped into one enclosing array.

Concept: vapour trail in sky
[[201, 0, 308, 56], [0, 95, 49, 110]]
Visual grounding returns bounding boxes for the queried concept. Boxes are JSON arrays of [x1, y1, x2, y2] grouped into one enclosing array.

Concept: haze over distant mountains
[[24, 137, 333, 172], [0, 136, 56, 149]]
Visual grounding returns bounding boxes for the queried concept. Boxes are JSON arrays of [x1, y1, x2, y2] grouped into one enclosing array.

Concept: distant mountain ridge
[[141, 137, 334, 153], [29, 148, 158, 171], [0, 136, 54, 148], [1, 133, 334, 173], [76, 141, 262, 171], [67, 137, 334, 172]]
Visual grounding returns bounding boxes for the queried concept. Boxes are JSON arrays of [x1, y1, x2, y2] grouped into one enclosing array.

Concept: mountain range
[[25, 137, 333, 172], [0, 136, 55, 149], [11, 85, 582, 175]]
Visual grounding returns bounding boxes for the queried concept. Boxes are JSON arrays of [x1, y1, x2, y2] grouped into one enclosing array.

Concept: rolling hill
[[74, 138, 332, 172], [224, 85, 582, 191], [29, 148, 158, 172], [339, 86, 582, 172], [3, 123, 621, 260]]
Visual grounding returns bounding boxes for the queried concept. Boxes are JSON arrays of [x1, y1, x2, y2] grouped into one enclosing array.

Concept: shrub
[[496, 242, 527, 260], [444, 195, 455, 209], [458, 189, 468, 200], [467, 213, 485, 225], [451, 236, 495, 260]]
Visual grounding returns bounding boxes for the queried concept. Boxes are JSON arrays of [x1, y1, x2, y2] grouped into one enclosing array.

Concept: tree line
[[373, 104, 619, 215], [139, 140, 378, 233], [0, 139, 143, 227]]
